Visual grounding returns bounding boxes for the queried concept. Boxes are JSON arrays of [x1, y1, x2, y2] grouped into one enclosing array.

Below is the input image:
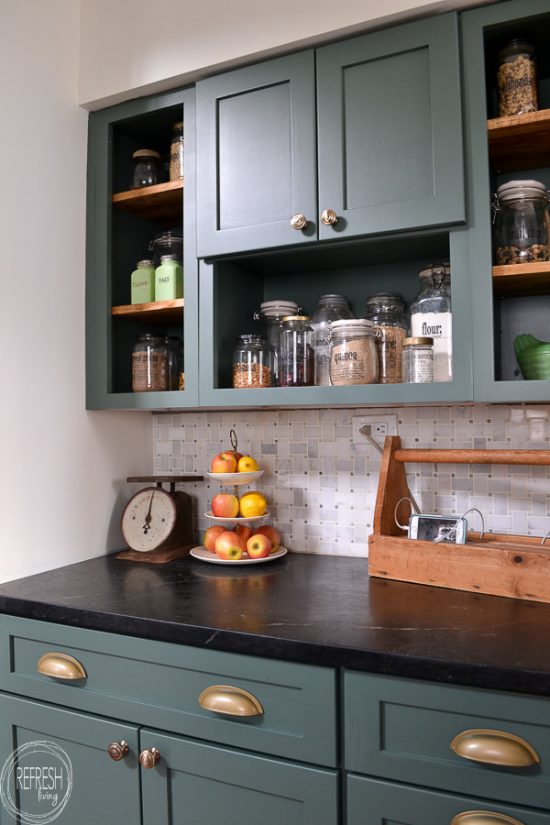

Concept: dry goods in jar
[[497, 39, 538, 117], [329, 319, 378, 385]]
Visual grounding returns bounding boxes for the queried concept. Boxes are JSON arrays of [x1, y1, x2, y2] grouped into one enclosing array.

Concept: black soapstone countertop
[[0, 552, 549, 695]]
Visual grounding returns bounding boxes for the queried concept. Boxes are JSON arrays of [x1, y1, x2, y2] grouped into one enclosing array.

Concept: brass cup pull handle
[[321, 208, 338, 226], [107, 741, 129, 761], [198, 685, 264, 717], [290, 213, 308, 230], [139, 748, 160, 769], [451, 811, 526, 825], [450, 729, 540, 768], [37, 652, 87, 681]]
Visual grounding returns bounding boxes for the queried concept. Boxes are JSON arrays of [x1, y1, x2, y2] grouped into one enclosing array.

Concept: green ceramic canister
[[155, 255, 183, 301], [130, 259, 155, 304]]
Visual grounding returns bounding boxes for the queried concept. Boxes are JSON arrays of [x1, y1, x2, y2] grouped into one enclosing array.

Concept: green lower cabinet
[[0, 693, 140, 825], [140, 728, 339, 825], [347, 775, 550, 825]]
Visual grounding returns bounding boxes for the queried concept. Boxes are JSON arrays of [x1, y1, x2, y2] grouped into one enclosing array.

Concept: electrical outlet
[[352, 414, 398, 443]]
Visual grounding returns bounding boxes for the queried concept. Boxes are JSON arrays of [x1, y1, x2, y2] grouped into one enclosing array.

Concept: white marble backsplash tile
[[154, 405, 550, 557]]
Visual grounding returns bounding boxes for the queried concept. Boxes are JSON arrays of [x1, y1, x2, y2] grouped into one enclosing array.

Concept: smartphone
[[408, 514, 467, 544]]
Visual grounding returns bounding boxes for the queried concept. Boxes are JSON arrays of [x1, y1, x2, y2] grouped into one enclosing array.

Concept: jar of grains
[[232, 335, 274, 388], [409, 263, 452, 383], [365, 292, 408, 384], [329, 319, 378, 386], [310, 294, 354, 386], [132, 334, 168, 392], [497, 39, 538, 117], [131, 149, 162, 188], [169, 121, 184, 181], [493, 179, 549, 265], [164, 336, 183, 391], [402, 337, 434, 383], [279, 316, 314, 387]]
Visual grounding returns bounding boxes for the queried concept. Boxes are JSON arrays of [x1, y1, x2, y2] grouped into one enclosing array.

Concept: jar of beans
[[132, 334, 168, 392], [493, 179, 549, 265], [365, 292, 408, 384], [497, 39, 538, 117], [329, 319, 378, 385], [279, 316, 314, 387], [232, 335, 274, 388]]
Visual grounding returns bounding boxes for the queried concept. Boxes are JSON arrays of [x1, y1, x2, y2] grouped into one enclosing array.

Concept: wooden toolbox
[[368, 436, 550, 603]]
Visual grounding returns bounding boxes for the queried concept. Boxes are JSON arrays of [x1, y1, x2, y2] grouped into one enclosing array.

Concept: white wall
[[79, 0, 494, 109], [0, 0, 153, 583]]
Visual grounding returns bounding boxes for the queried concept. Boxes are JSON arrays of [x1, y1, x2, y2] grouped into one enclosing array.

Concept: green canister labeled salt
[[155, 254, 183, 301], [131, 260, 155, 304]]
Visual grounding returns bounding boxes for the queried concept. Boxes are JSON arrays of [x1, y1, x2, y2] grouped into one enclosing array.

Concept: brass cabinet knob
[[450, 729, 540, 768], [139, 748, 160, 769], [321, 208, 338, 226], [37, 652, 87, 681], [198, 685, 264, 717], [290, 213, 308, 230], [107, 741, 129, 761], [451, 811, 525, 825]]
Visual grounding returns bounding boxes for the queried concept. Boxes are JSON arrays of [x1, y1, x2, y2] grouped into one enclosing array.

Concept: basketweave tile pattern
[[153, 405, 550, 557]]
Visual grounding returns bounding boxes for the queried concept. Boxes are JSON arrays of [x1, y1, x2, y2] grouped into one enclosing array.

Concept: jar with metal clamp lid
[[493, 179, 549, 265], [329, 319, 378, 385]]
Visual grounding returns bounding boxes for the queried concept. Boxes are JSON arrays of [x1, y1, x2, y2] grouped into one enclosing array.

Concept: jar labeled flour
[[409, 264, 452, 383], [329, 319, 378, 386]]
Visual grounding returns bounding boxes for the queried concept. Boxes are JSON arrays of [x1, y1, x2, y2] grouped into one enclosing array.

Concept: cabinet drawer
[[347, 774, 549, 825], [0, 616, 337, 766], [344, 672, 550, 809]]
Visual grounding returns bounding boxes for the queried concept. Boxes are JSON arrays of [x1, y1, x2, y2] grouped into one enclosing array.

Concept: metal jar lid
[[418, 263, 451, 280], [133, 149, 161, 159], [282, 314, 311, 322], [403, 337, 434, 346], [496, 179, 547, 201]]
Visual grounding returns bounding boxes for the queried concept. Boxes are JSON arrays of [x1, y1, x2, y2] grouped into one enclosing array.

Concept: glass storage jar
[[132, 334, 168, 392], [232, 335, 274, 388], [130, 259, 155, 305], [132, 149, 162, 188], [254, 300, 299, 385], [148, 228, 183, 265], [329, 319, 378, 386], [409, 263, 452, 383], [169, 121, 184, 181], [493, 179, 549, 264], [155, 254, 183, 301], [279, 316, 314, 387], [310, 294, 354, 386], [364, 292, 408, 384], [165, 336, 183, 391], [497, 38, 538, 117], [402, 337, 434, 383]]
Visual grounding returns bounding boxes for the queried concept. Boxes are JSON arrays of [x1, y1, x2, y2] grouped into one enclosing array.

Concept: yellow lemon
[[239, 491, 267, 518], [237, 455, 260, 472]]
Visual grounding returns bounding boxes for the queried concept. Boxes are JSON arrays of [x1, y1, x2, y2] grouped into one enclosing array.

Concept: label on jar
[[410, 312, 452, 382], [329, 340, 377, 385]]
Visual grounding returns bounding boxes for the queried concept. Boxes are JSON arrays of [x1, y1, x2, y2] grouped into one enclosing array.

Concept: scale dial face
[[121, 487, 177, 552]]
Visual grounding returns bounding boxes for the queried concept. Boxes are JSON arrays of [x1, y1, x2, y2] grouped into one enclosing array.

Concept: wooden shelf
[[488, 109, 550, 171], [112, 299, 184, 322], [112, 180, 183, 221], [492, 262, 550, 296]]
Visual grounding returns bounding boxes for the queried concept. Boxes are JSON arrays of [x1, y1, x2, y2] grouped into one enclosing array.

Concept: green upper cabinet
[[461, 0, 550, 403], [316, 13, 465, 242], [86, 87, 199, 410], [196, 51, 318, 257], [196, 13, 465, 258]]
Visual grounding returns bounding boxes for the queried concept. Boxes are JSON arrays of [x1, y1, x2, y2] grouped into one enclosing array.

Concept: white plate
[[204, 511, 271, 524], [206, 470, 264, 485], [190, 546, 288, 565]]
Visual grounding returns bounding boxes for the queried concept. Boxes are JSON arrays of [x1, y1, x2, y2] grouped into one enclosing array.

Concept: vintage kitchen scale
[[117, 475, 203, 563], [369, 436, 550, 604]]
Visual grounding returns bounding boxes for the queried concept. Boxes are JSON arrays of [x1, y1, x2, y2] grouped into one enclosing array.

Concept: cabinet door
[[140, 728, 338, 825], [0, 693, 140, 825], [317, 13, 465, 241], [196, 51, 317, 257]]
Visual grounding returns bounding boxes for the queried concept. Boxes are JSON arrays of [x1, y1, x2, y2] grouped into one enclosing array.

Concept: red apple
[[235, 524, 252, 543], [210, 452, 238, 473], [215, 531, 245, 560], [211, 493, 239, 518], [246, 533, 272, 559], [227, 450, 243, 462], [255, 525, 281, 551], [203, 525, 225, 552]]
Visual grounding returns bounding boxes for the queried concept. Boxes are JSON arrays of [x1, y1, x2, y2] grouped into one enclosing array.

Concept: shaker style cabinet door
[[316, 13, 465, 241], [196, 51, 318, 257]]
